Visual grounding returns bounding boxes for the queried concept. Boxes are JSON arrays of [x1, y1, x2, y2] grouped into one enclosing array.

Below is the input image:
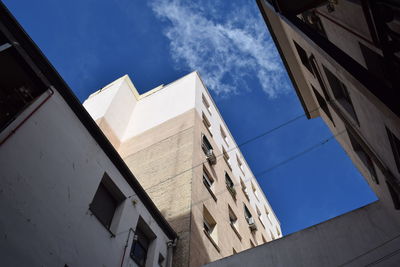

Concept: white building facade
[[0, 4, 177, 267]]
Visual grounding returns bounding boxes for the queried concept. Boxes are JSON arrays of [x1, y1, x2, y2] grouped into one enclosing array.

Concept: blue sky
[[4, 0, 377, 235]]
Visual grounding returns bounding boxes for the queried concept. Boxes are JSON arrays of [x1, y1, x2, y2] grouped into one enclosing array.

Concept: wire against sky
[[127, 97, 343, 200]]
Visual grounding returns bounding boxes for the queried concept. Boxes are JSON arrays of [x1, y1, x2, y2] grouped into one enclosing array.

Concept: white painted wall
[[0, 91, 172, 267]]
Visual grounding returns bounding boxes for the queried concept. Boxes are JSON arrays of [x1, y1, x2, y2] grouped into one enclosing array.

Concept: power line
[[128, 98, 340, 200]]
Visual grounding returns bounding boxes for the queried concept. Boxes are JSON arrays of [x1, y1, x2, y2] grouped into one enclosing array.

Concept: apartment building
[[0, 3, 177, 267], [83, 72, 282, 267], [199, 1, 400, 266]]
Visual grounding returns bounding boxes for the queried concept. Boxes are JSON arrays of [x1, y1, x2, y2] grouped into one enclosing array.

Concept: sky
[[4, 0, 377, 235]]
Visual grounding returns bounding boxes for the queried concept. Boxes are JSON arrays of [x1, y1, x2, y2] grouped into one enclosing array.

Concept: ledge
[[203, 229, 221, 253]]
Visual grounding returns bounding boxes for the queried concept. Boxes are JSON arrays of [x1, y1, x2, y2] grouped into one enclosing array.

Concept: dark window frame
[[293, 41, 314, 74], [312, 85, 334, 124], [0, 42, 48, 132], [386, 127, 400, 173], [89, 173, 125, 233], [323, 66, 359, 124], [130, 218, 156, 267], [347, 128, 378, 184]]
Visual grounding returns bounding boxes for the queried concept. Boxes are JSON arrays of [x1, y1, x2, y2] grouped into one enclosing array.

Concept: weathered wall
[[120, 109, 196, 267], [0, 91, 171, 267]]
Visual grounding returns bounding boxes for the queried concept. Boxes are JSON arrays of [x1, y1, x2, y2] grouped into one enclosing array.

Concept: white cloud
[[150, 0, 290, 98]]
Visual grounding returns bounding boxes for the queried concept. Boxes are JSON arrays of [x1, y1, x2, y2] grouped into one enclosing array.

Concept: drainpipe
[[166, 238, 177, 267]]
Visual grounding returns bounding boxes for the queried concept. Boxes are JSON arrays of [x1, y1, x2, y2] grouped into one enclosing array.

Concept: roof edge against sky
[[0, 1, 177, 240], [256, 0, 311, 119]]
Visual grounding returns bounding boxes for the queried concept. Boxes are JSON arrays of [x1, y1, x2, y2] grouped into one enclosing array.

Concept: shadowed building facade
[[83, 72, 282, 267], [203, 1, 400, 266]]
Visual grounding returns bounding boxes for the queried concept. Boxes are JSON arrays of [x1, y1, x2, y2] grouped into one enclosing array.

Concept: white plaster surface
[[0, 91, 171, 267]]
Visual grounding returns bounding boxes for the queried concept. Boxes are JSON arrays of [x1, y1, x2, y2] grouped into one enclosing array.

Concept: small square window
[[89, 173, 125, 231], [202, 112, 212, 136], [293, 41, 313, 74], [203, 206, 219, 250], [237, 155, 245, 173], [225, 173, 236, 199], [323, 66, 358, 123], [130, 218, 156, 267], [222, 147, 231, 168], [312, 86, 334, 125], [202, 93, 212, 114], [241, 178, 249, 200], [251, 182, 260, 201], [203, 167, 217, 201], [386, 127, 400, 173], [220, 126, 229, 146], [347, 129, 378, 183]]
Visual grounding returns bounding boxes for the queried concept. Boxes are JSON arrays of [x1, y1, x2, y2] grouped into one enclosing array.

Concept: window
[[229, 205, 241, 240], [237, 155, 245, 173], [312, 86, 334, 124], [241, 178, 249, 200], [347, 129, 378, 183], [202, 135, 216, 165], [202, 112, 212, 136], [386, 181, 400, 210], [229, 206, 238, 228], [251, 182, 259, 201], [220, 126, 229, 146], [0, 41, 47, 131], [250, 239, 255, 248], [323, 66, 358, 123], [262, 235, 267, 244], [256, 206, 264, 229], [301, 10, 326, 37], [89, 173, 125, 231], [203, 167, 217, 201], [225, 173, 236, 199], [359, 42, 388, 85], [222, 146, 231, 168], [276, 226, 281, 237], [202, 93, 212, 114], [270, 230, 275, 240], [158, 253, 165, 267], [293, 41, 313, 74], [203, 206, 219, 251], [265, 206, 272, 225], [130, 218, 156, 267], [244, 204, 257, 231], [386, 127, 400, 173]]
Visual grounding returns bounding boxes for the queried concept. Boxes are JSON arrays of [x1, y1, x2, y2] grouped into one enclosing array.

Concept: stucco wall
[[0, 91, 171, 267]]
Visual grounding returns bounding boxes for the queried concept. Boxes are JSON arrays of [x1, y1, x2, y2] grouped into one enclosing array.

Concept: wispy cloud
[[149, 0, 290, 98]]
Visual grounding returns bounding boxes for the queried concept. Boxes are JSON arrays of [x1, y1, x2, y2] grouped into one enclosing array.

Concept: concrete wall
[[204, 201, 400, 267], [0, 90, 172, 267]]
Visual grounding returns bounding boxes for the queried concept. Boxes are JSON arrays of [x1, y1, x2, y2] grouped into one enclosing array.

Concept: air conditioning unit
[[206, 149, 217, 165], [247, 217, 257, 231]]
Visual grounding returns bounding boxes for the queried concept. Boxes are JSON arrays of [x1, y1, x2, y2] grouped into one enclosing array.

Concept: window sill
[[230, 223, 242, 241], [88, 207, 116, 238], [204, 181, 217, 202], [203, 229, 221, 253]]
